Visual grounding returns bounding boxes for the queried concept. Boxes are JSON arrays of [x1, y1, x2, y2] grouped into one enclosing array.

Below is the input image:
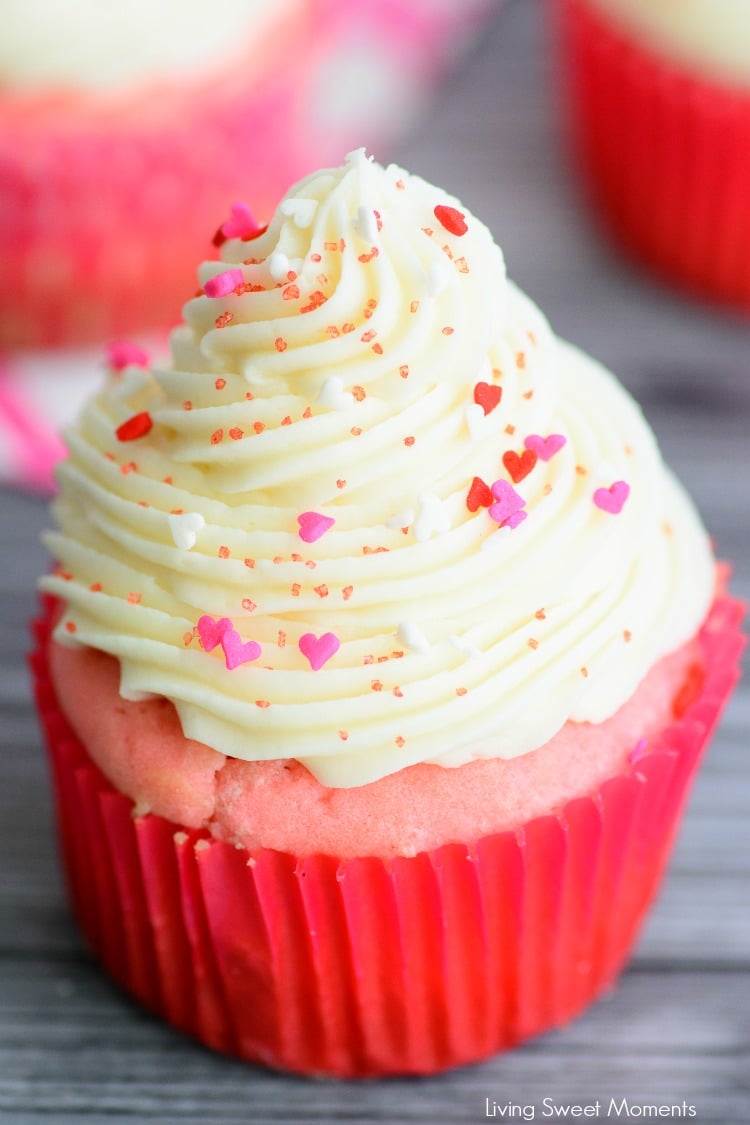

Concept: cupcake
[[0, 1, 496, 349], [33, 149, 743, 1077], [552, 0, 750, 312]]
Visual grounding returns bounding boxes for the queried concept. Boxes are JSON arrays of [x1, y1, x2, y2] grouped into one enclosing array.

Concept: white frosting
[[585, 0, 750, 85], [0, 0, 293, 91], [42, 150, 715, 787]]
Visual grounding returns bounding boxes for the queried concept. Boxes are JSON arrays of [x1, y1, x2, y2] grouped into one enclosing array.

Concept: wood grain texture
[[1, 1, 748, 1121]]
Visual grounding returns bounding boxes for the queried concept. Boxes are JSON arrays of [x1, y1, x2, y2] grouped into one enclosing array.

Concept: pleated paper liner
[[554, 0, 750, 313], [30, 591, 744, 1077]]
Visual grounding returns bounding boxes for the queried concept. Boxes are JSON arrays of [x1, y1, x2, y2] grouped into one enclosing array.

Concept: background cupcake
[[32, 151, 744, 1077], [552, 0, 750, 312]]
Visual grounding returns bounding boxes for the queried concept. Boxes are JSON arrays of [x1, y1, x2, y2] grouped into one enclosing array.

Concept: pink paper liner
[[30, 591, 744, 1077], [554, 0, 750, 312]]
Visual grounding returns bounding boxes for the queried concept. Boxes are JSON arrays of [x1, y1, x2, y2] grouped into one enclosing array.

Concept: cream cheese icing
[[42, 149, 715, 787], [583, 0, 750, 86], [0, 0, 294, 91]]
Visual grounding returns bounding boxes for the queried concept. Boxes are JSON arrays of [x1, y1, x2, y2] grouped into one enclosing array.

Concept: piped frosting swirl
[[42, 149, 715, 786]]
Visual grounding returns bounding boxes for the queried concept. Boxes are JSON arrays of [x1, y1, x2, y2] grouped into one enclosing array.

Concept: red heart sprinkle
[[503, 448, 537, 483], [473, 382, 502, 415], [116, 412, 153, 442], [466, 476, 493, 512], [434, 205, 468, 237]]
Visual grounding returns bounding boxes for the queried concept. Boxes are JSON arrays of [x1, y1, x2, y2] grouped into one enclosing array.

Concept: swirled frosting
[[42, 149, 715, 787], [585, 0, 750, 86]]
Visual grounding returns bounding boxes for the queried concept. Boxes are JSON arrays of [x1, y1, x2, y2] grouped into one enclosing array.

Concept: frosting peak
[[43, 151, 714, 786]]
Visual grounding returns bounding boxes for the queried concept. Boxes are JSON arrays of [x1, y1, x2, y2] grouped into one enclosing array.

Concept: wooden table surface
[[2, 2, 748, 1122]]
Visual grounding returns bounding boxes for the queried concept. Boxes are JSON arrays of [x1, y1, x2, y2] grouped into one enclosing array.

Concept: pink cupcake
[[33, 150, 744, 1077], [553, 0, 750, 312]]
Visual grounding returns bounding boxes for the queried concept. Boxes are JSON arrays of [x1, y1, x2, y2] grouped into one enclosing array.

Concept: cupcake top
[[583, 0, 750, 85], [42, 149, 714, 788], [0, 0, 295, 92]]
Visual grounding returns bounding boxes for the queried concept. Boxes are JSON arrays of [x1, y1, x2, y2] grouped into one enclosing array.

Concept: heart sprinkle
[[593, 480, 630, 514], [502, 448, 537, 483], [213, 201, 263, 246], [488, 479, 527, 527], [280, 197, 318, 228], [299, 632, 341, 671], [297, 512, 335, 543], [397, 621, 430, 654], [204, 269, 244, 298], [116, 412, 153, 442], [524, 433, 566, 461], [168, 511, 205, 550], [473, 382, 502, 415], [197, 615, 261, 670], [317, 375, 354, 410], [434, 204, 468, 237], [414, 492, 450, 542], [466, 476, 493, 512], [106, 341, 150, 371]]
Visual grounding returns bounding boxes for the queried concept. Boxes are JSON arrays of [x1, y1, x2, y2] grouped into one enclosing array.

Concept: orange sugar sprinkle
[[215, 378, 226, 390], [274, 337, 287, 352], [56, 569, 73, 581], [456, 687, 467, 697], [282, 284, 300, 300], [310, 252, 322, 263], [336, 478, 346, 489], [395, 179, 405, 190], [255, 700, 270, 709], [253, 421, 266, 434], [281, 415, 292, 426], [244, 558, 255, 568], [182, 401, 193, 410], [422, 226, 433, 237], [273, 555, 283, 564], [89, 582, 102, 592], [372, 343, 383, 355], [215, 312, 233, 329], [277, 630, 287, 648], [492, 368, 502, 380], [163, 476, 174, 484], [241, 598, 257, 612], [314, 584, 329, 598], [528, 330, 537, 346], [121, 462, 137, 474], [377, 655, 389, 664], [352, 385, 366, 401], [363, 655, 374, 665], [65, 621, 77, 633], [361, 330, 376, 343], [454, 257, 469, 274], [105, 452, 116, 461], [623, 630, 632, 643], [341, 585, 353, 600], [302, 406, 312, 419], [350, 426, 362, 436], [371, 680, 383, 692], [338, 730, 349, 741], [543, 483, 553, 495], [392, 686, 403, 698], [575, 465, 588, 476], [290, 583, 301, 597], [324, 241, 338, 251], [137, 500, 149, 508], [305, 560, 317, 569], [391, 651, 404, 660], [316, 274, 329, 286], [291, 552, 304, 563], [442, 243, 454, 259], [504, 424, 516, 436], [395, 736, 405, 748], [127, 592, 142, 605], [211, 429, 224, 444], [535, 608, 546, 620], [663, 522, 674, 536], [339, 238, 346, 251], [326, 325, 340, 337], [410, 300, 419, 314], [245, 391, 254, 400], [367, 298, 377, 309], [342, 322, 355, 334], [580, 667, 589, 678], [399, 364, 409, 379], [403, 436, 415, 447], [625, 445, 634, 456], [528, 638, 539, 650], [218, 546, 230, 559], [523, 390, 534, 400], [183, 631, 193, 646], [441, 326, 454, 336], [516, 351, 526, 369]]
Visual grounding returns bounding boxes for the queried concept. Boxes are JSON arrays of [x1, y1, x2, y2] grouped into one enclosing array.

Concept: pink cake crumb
[[49, 633, 701, 859]]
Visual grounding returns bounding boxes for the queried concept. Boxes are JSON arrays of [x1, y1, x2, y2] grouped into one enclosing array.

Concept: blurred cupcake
[[33, 151, 743, 1076], [553, 0, 750, 311], [0, 1, 496, 350]]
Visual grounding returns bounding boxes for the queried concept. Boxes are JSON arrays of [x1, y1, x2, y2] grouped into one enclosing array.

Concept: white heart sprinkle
[[465, 402, 492, 442], [397, 621, 430, 654], [268, 251, 291, 282], [449, 634, 481, 660], [386, 508, 415, 530], [280, 198, 318, 228], [168, 511, 205, 551], [414, 492, 450, 542], [425, 259, 452, 297], [317, 376, 354, 410]]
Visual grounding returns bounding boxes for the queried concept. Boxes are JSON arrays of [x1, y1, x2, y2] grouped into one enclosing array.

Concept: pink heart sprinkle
[[219, 629, 262, 670], [221, 201, 261, 241], [204, 269, 244, 298], [488, 479, 526, 524], [500, 510, 527, 531], [197, 615, 232, 651], [297, 511, 335, 543], [299, 632, 341, 671], [524, 433, 566, 461], [106, 341, 150, 371], [593, 480, 630, 514]]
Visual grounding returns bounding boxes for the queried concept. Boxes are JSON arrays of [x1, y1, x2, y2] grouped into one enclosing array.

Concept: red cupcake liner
[[554, 0, 750, 312], [30, 591, 744, 1077]]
